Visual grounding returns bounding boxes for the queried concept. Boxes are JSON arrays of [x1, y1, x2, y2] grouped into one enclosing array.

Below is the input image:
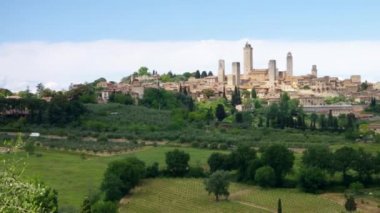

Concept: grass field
[[120, 178, 344, 213], [0, 146, 223, 209]]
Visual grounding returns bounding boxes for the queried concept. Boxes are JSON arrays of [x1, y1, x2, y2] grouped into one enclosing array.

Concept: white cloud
[[0, 39, 379, 92]]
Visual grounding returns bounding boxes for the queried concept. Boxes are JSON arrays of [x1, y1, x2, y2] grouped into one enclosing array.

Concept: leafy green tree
[[251, 88, 257, 99], [344, 195, 357, 212], [261, 144, 294, 186], [204, 171, 230, 201], [353, 148, 375, 184], [165, 149, 190, 177], [310, 113, 318, 130], [146, 162, 160, 178], [302, 146, 332, 171], [109, 92, 134, 105], [235, 112, 243, 123], [137, 66, 150, 76], [208, 153, 230, 173], [333, 147, 357, 184], [80, 197, 91, 213], [298, 166, 327, 193], [230, 145, 257, 181], [215, 104, 226, 121], [101, 157, 146, 201], [254, 166, 276, 187]]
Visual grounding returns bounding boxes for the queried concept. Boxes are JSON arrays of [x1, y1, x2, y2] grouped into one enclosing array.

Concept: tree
[[36, 83, 45, 98], [194, 70, 201, 79], [353, 148, 375, 184], [165, 149, 190, 177], [310, 113, 318, 130], [215, 104, 226, 121], [251, 88, 257, 99], [298, 167, 327, 193], [261, 145, 294, 186], [208, 71, 213, 76], [302, 146, 332, 171], [201, 71, 208, 78], [146, 162, 160, 178], [204, 171, 230, 201], [101, 157, 146, 201], [254, 166, 276, 187], [333, 147, 357, 185], [230, 145, 257, 181], [80, 197, 91, 213], [208, 153, 230, 173], [235, 112, 243, 123], [278, 198, 282, 213], [344, 195, 357, 212], [0, 140, 58, 212], [137, 66, 150, 76]]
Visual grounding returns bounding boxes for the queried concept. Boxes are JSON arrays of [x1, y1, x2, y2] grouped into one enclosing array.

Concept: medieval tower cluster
[[217, 42, 299, 89]]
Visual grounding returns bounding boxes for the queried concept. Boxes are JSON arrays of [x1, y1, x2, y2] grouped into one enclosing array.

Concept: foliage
[[230, 145, 257, 181], [261, 144, 294, 186], [92, 201, 117, 213], [215, 104, 227, 121], [277, 198, 282, 213], [0, 141, 58, 212], [344, 195, 357, 212], [146, 162, 160, 178], [207, 153, 231, 173], [109, 92, 134, 105], [80, 197, 91, 213], [204, 171, 230, 201], [301, 146, 332, 171], [165, 149, 190, 177], [254, 166, 276, 188], [101, 157, 146, 201], [298, 167, 327, 193]]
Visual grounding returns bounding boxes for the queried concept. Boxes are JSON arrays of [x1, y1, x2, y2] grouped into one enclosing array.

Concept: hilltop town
[[91, 42, 380, 117]]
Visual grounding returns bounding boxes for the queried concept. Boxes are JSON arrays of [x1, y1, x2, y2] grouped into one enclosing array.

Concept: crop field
[[0, 146, 223, 209], [120, 178, 344, 213]]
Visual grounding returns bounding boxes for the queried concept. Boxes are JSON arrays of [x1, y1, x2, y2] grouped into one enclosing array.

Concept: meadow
[[0, 146, 223, 209], [120, 178, 344, 213]]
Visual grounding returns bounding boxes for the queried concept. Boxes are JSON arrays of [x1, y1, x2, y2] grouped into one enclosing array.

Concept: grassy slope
[[0, 146, 222, 208], [120, 178, 344, 213]]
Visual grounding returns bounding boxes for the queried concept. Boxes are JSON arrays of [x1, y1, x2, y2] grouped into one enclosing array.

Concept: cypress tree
[[277, 198, 282, 213]]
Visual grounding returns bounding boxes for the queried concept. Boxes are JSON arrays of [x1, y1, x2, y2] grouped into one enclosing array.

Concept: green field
[[120, 178, 344, 213], [0, 146, 223, 209]]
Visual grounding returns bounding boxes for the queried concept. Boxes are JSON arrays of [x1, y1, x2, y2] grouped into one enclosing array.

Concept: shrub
[[349, 182, 364, 195], [165, 149, 190, 177], [298, 167, 327, 193], [101, 157, 145, 201], [254, 166, 276, 188], [97, 134, 108, 143], [92, 201, 117, 213], [186, 166, 205, 178], [146, 162, 160, 178]]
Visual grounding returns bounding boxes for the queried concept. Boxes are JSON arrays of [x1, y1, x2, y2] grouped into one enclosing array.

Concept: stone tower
[[268, 60, 277, 85], [218, 59, 225, 83], [232, 62, 241, 87], [243, 42, 253, 75], [311, 65, 317, 77], [287, 52, 293, 77]]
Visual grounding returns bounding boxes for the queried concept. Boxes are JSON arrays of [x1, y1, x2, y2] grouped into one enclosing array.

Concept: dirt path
[[234, 201, 275, 213], [229, 190, 275, 212], [321, 193, 380, 213]]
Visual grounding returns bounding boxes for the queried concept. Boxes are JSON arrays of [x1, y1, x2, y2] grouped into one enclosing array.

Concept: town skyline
[[1, 0, 380, 91]]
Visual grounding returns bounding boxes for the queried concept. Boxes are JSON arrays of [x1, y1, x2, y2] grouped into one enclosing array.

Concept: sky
[[1, 0, 380, 91]]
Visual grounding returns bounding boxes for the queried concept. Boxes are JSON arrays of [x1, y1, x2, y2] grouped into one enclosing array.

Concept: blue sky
[[0, 0, 380, 91], [1, 0, 380, 42]]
